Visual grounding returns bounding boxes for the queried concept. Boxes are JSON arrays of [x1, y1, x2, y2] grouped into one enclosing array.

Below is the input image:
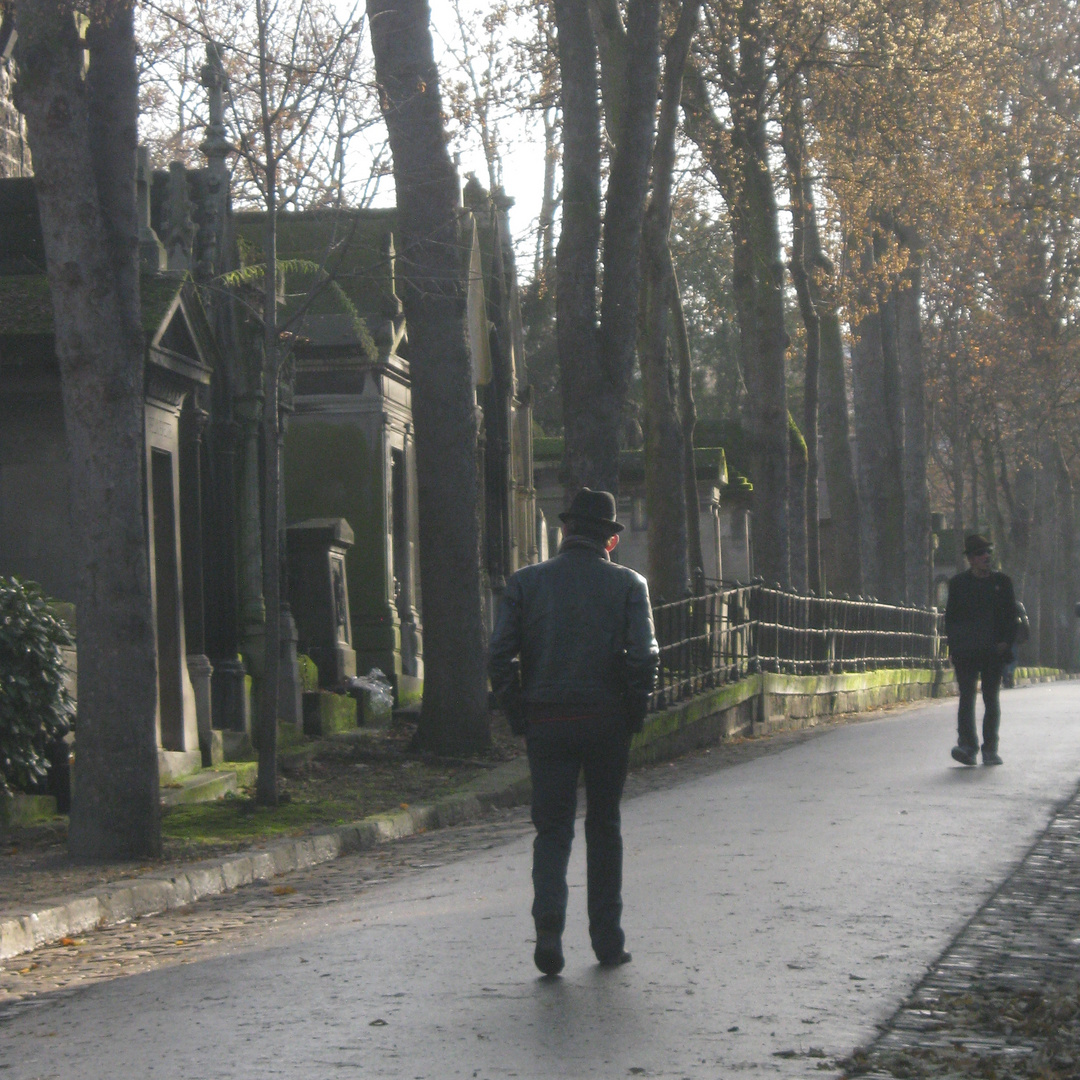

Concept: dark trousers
[[526, 714, 631, 961], [953, 653, 1005, 753]]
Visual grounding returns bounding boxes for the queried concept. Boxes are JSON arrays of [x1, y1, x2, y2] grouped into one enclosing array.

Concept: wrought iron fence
[[649, 583, 946, 711]]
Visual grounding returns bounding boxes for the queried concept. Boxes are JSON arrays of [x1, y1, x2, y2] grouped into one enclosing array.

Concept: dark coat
[[488, 537, 660, 732], [945, 569, 1017, 659]]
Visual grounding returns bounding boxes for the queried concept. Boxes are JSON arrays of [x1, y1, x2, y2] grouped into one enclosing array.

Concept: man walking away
[[489, 489, 659, 976], [945, 534, 1017, 767]]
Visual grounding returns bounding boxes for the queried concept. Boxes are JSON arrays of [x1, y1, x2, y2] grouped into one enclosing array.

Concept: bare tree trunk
[[850, 237, 904, 602], [1053, 442, 1077, 670], [1036, 447, 1056, 666], [794, 167, 861, 597], [593, 0, 661, 492], [255, 0, 280, 806], [782, 88, 821, 594], [638, 0, 699, 601], [877, 284, 907, 603], [551, 0, 601, 490], [671, 265, 703, 577], [553, 0, 660, 494], [729, 0, 789, 587], [789, 416, 808, 593], [15, 0, 161, 857], [1012, 460, 1036, 624], [818, 309, 862, 595], [534, 106, 559, 286], [368, 0, 489, 754], [946, 337, 967, 576], [894, 225, 930, 606]]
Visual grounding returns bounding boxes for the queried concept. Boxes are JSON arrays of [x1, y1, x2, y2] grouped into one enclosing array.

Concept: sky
[[361, 1, 550, 279]]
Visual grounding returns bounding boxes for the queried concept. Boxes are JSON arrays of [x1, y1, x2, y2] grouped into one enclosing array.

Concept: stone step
[[160, 769, 240, 807], [0, 793, 59, 827]]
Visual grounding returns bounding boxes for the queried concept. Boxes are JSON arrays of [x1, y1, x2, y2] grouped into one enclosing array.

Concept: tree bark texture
[[1052, 442, 1076, 670], [671, 268, 704, 578], [593, 0, 661, 493], [894, 226, 931, 606], [817, 308, 863, 596], [552, 0, 602, 490], [788, 416, 808, 593], [1035, 446, 1057, 665], [729, 0, 789, 587], [639, 247, 687, 601], [254, 0, 280, 805], [368, 0, 489, 754], [850, 240, 904, 602], [638, 0, 700, 601], [877, 283, 907, 604], [781, 92, 821, 594], [15, 0, 161, 857]]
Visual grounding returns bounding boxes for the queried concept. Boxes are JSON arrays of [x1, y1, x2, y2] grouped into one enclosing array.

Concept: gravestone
[[286, 518, 357, 689]]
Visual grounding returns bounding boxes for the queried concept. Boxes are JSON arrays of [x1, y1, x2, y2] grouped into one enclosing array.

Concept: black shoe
[[598, 950, 632, 968], [982, 749, 1003, 766], [534, 931, 564, 976], [951, 745, 977, 766]]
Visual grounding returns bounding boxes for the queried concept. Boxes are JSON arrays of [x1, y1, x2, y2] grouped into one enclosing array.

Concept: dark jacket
[[945, 569, 1017, 659], [488, 537, 660, 732]]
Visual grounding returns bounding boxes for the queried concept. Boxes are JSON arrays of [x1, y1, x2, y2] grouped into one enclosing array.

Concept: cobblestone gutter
[[843, 777, 1080, 1079]]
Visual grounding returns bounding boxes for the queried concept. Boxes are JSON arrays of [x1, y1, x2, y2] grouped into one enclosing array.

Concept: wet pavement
[[2, 684, 1080, 1079]]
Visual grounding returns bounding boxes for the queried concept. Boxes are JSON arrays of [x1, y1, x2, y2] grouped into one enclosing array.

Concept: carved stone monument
[[286, 518, 357, 689]]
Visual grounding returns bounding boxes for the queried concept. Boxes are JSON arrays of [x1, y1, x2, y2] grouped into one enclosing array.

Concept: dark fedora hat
[[559, 487, 623, 533], [964, 533, 993, 556]]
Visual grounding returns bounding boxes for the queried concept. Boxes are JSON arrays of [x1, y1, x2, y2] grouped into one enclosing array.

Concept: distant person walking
[[489, 489, 659, 976], [945, 534, 1017, 766]]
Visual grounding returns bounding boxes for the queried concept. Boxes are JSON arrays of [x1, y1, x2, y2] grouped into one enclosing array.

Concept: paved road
[[4, 684, 1080, 1079]]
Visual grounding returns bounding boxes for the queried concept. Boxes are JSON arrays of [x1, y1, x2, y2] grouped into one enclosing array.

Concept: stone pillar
[[198, 41, 231, 279], [180, 395, 218, 762], [396, 424, 422, 687], [136, 146, 166, 273]]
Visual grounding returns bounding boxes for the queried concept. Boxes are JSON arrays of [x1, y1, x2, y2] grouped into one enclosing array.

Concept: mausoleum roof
[[0, 273, 201, 343]]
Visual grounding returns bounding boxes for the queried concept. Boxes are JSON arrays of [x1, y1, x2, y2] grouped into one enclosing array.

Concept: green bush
[[0, 577, 74, 798]]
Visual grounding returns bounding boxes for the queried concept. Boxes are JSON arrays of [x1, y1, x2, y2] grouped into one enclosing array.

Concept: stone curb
[[0, 757, 532, 963]]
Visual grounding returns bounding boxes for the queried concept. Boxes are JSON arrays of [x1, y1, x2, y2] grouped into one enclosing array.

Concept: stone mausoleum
[[0, 42, 540, 783]]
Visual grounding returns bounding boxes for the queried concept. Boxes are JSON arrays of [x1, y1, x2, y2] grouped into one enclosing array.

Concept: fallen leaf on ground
[[272, 885, 296, 896]]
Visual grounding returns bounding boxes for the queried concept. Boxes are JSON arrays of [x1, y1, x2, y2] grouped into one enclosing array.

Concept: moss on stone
[[297, 654, 319, 693]]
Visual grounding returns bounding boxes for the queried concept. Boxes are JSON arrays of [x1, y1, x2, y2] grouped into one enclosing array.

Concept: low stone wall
[[631, 667, 951, 767], [1013, 667, 1074, 686], [631, 665, 1077, 767]]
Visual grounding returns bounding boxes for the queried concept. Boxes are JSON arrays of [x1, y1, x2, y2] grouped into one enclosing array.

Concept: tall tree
[[781, 81, 821, 594], [682, 0, 791, 587], [553, 0, 661, 494], [895, 223, 931, 605], [849, 234, 905, 602], [14, 0, 161, 857], [639, 0, 701, 601], [368, 0, 490, 754]]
